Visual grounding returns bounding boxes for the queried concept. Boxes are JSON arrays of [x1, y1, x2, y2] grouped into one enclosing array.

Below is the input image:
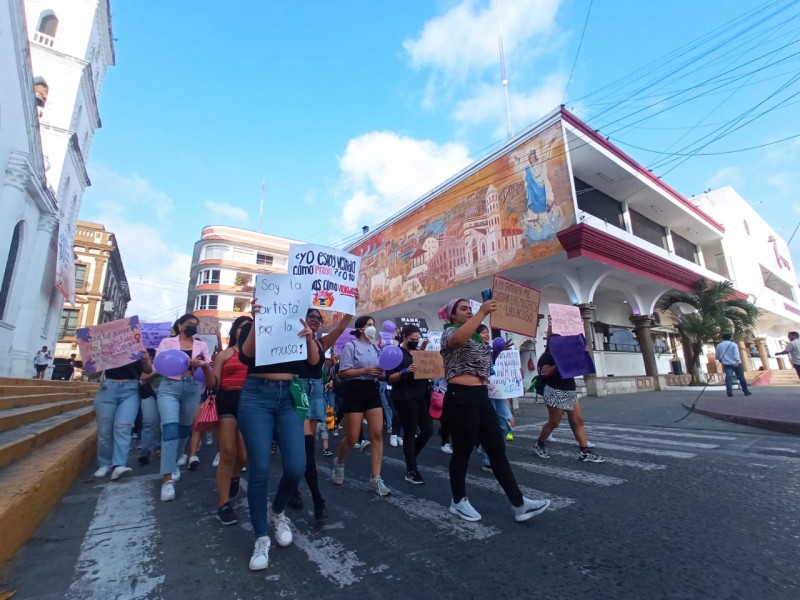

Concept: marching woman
[[155, 314, 215, 502], [289, 307, 354, 520], [439, 298, 550, 522], [332, 316, 390, 496], [386, 324, 433, 485], [236, 304, 319, 571], [210, 315, 251, 525]]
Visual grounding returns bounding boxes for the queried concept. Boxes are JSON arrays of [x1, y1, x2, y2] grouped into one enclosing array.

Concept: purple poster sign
[[547, 334, 596, 379]]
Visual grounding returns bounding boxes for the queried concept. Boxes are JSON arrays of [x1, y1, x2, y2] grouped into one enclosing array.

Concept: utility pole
[[495, 0, 513, 140]]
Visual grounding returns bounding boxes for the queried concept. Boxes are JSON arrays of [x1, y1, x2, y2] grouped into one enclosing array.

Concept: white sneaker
[[249, 536, 270, 571], [110, 466, 132, 481], [441, 443, 453, 455], [360, 440, 371, 453], [268, 506, 293, 547], [92, 466, 111, 478], [398, 437, 404, 446], [586, 440, 596, 448], [547, 435, 557, 443], [160, 480, 175, 502], [172, 469, 181, 482], [177, 454, 188, 466], [389, 434, 398, 447], [449, 497, 481, 521], [204, 431, 213, 445], [352, 442, 361, 450], [188, 455, 200, 470], [212, 452, 220, 467], [513, 496, 551, 522], [369, 475, 391, 497]]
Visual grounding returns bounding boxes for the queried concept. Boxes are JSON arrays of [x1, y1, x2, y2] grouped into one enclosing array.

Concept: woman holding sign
[[236, 304, 319, 571], [439, 298, 550, 523], [386, 324, 433, 485]]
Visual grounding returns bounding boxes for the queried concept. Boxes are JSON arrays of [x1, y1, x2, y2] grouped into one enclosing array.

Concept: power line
[[561, 0, 594, 104], [610, 131, 800, 156]]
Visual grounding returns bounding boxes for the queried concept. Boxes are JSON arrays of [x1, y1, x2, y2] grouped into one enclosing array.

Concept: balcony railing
[[59, 326, 77, 339], [32, 31, 55, 48]]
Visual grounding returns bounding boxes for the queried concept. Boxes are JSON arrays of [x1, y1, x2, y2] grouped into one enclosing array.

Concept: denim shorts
[[298, 378, 325, 421]]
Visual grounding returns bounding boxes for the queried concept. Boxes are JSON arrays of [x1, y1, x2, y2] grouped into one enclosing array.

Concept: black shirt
[[237, 321, 304, 375], [537, 350, 576, 391], [297, 339, 324, 379], [105, 360, 143, 380], [387, 347, 430, 400]]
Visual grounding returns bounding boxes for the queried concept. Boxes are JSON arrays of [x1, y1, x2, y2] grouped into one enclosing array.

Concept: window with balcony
[[232, 248, 252, 263], [74, 264, 87, 290], [197, 269, 221, 285], [194, 294, 219, 311], [672, 233, 698, 264], [257, 252, 274, 266], [574, 178, 624, 229], [59, 308, 79, 338], [630, 210, 667, 250], [202, 244, 229, 261]]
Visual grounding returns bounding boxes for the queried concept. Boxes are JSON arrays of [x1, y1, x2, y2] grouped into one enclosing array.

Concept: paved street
[[2, 392, 799, 600]]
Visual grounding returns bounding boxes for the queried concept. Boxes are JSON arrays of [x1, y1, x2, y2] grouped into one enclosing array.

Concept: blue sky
[[81, 0, 800, 320]]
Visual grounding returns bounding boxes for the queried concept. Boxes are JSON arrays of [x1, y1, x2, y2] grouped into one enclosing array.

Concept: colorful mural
[[350, 121, 575, 313]]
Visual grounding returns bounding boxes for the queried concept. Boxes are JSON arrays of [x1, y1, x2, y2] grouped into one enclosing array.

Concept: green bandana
[[444, 323, 484, 344]]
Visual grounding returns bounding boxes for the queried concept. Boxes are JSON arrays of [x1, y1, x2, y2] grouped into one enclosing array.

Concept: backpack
[[530, 375, 546, 396]]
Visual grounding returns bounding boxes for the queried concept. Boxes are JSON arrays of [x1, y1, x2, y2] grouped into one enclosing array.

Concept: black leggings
[[393, 392, 433, 471], [443, 384, 522, 505]]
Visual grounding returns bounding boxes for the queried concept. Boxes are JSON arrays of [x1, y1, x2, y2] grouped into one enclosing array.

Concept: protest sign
[[425, 330, 443, 351], [254, 274, 311, 366], [76, 316, 146, 375], [197, 316, 220, 336], [395, 316, 429, 336], [488, 350, 524, 399], [410, 350, 445, 379], [332, 328, 356, 355], [490, 275, 540, 337], [141, 322, 172, 349], [196, 334, 219, 355], [54, 225, 75, 304], [288, 244, 361, 315], [548, 334, 596, 378], [549, 304, 584, 336]]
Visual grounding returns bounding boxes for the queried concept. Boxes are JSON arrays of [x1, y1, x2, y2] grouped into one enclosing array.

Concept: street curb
[[682, 402, 800, 435]]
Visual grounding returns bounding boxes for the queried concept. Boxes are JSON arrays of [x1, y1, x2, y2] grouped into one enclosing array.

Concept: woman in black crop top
[[234, 302, 319, 572]]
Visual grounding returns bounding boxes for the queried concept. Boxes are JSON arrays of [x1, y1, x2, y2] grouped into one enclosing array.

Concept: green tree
[[657, 279, 759, 382]]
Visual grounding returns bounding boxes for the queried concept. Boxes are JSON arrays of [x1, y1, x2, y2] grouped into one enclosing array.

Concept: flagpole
[[495, 0, 513, 139]]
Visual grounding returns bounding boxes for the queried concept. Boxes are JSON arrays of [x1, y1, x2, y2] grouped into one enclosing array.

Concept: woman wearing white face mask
[[332, 315, 390, 496]]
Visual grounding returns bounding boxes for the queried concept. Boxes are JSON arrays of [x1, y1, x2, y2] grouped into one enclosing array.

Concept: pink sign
[[549, 304, 584, 336], [76, 316, 146, 375]]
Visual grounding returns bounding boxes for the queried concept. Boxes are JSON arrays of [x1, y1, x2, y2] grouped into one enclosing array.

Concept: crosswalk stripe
[[381, 456, 575, 511], [585, 425, 736, 441], [512, 432, 697, 459], [317, 466, 500, 540], [65, 478, 164, 600], [590, 434, 719, 449], [509, 461, 626, 486], [544, 449, 666, 471]]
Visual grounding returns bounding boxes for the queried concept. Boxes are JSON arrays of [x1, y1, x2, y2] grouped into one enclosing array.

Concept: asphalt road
[[2, 393, 799, 600]]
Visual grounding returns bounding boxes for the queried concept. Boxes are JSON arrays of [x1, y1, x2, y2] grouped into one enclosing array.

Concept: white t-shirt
[[786, 339, 800, 365], [34, 351, 51, 366]]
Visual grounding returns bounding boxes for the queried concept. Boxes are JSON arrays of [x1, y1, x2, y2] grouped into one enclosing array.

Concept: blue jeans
[[94, 380, 140, 467], [480, 398, 513, 466], [724, 364, 750, 396], [157, 377, 202, 475], [380, 381, 402, 434], [140, 395, 161, 452], [237, 378, 306, 538]]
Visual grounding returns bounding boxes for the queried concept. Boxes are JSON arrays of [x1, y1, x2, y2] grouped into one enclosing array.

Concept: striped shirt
[[441, 327, 491, 382]]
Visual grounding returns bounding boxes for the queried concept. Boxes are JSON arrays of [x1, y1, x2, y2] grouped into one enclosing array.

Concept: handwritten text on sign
[[141, 322, 172, 349], [288, 244, 361, 315], [488, 350, 524, 399], [549, 303, 584, 336], [490, 275, 541, 337], [409, 350, 445, 379], [254, 274, 310, 366], [76, 316, 146, 375]]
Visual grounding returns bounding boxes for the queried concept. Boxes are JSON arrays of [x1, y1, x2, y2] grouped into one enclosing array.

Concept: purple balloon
[[492, 337, 506, 352], [378, 345, 403, 370], [154, 349, 189, 377], [383, 320, 397, 333], [194, 367, 205, 385]]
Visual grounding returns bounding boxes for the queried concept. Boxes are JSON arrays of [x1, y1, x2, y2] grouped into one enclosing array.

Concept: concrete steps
[[0, 377, 98, 564], [766, 369, 800, 386]]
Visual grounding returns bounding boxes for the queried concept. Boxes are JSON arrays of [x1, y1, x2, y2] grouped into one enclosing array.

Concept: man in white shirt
[[33, 346, 52, 380], [775, 331, 800, 381], [714, 333, 752, 397]]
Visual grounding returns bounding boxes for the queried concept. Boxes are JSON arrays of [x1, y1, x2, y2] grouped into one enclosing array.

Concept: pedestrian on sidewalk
[[775, 331, 800, 381], [439, 298, 550, 523], [715, 333, 752, 397], [33, 346, 51, 380]]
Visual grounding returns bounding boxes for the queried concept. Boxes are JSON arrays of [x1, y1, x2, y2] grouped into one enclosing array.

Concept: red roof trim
[[559, 107, 725, 233]]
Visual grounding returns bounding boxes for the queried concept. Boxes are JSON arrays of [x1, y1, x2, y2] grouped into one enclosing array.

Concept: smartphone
[[481, 288, 493, 302]]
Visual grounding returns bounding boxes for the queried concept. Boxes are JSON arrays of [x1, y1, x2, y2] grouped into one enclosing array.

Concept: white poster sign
[[254, 274, 311, 366], [488, 350, 524, 399], [425, 330, 444, 351], [288, 243, 361, 315], [549, 303, 584, 336]]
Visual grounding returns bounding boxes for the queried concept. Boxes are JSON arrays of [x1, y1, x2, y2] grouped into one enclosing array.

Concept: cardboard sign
[[254, 274, 311, 366], [288, 243, 361, 315], [490, 275, 540, 337], [488, 350, 524, 399], [197, 316, 220, 335], [410, 350, 445, 379], [332, 328, 356, 355], [548, 334, 596, 378], [141, 322, 172, 349], [76, 316, 146, 375], [425, 330, 443, 351], [395, 317, 429, 336], [549, 303, 584, 336]]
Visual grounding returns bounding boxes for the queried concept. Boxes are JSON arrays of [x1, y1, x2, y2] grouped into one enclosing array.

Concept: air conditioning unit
[[103, 301, 114, 313]]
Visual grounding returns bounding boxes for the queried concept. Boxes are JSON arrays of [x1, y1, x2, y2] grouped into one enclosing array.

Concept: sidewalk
[[685, 387, 800, 435]]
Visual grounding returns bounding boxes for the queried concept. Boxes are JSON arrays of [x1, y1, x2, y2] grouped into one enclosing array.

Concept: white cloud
[[706, 166, 743, 190], [203, 200, 249, 224], [404, 0, 563, 79], [336, 131, 472, 231], [88, 164, 175, 219]]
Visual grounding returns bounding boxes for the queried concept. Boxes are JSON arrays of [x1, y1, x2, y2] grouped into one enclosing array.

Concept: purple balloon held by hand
[[378, 345, 403, 370], [194, 367, 206, 385], [492, 337, 506, 352], [383, 319, 397, 333], [153, 349, 189, 377]]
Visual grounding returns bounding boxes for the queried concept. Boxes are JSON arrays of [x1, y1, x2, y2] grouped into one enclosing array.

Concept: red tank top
[[220, 351, 248, 390]]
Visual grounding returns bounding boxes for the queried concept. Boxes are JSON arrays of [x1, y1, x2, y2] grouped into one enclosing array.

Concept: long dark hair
[[228, 316, 252, 348], [171, 313, 198, 337]]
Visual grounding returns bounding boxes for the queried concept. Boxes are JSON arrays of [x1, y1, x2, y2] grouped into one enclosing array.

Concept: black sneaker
[[137, 451, 151, 466], [534, 443, 550, 459], [229, 477, 240, 501], [579, 451, 605, 463], [287, 490, 303, 510], [217, 502, 238, 526], [404, 470, 425, 485], [322, 448, 333, 457], [314, 499, 328, 521]]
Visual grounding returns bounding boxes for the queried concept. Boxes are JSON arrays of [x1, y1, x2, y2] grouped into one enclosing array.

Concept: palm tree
[[657, 279, 759, 382]]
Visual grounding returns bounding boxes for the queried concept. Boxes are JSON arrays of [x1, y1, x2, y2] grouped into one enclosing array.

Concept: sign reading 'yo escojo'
[[288, 244, 361, 315]]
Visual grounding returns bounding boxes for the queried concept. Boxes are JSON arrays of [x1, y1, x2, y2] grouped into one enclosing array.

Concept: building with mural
[[346, 107, 800, 395]]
